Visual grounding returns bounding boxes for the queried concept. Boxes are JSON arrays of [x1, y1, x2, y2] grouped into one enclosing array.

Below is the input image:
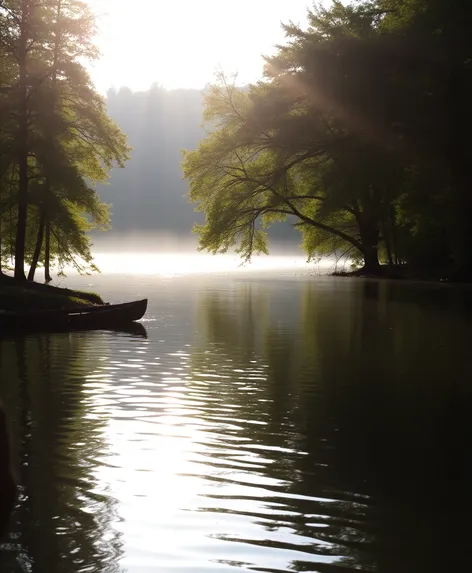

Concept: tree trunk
[[359, 221, 381, 274], [448, 63, 472, 279], [44, 219, 52, 283], [15, 153, 28, 281], [27, 214, 45, 282], [381, 220, 394, 268], [0, 218, 7, 280], [14, 1, 29, 281], [40, 0, 61, 285], [450, 154, 472, 278], [362, 245, 381, 274], [390, 207, 400, 266], [0, 215, 2, 276]]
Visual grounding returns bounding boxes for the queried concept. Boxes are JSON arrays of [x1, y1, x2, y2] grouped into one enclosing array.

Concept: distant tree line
[[0, 0, 128, 281], [99, 86, 205, 235], [184, 0, 472, 277], [99, 86, 299, 246]]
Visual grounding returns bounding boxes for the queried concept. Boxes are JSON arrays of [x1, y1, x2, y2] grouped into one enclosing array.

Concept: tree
[[377, 0, 472, 276], [183, 2, 405, 272], [0, 0, 129, 280], [184, 0, 472, 276]]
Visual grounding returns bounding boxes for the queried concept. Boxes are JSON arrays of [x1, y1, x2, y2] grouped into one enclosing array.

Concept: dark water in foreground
[[1, 269, 472, 572]]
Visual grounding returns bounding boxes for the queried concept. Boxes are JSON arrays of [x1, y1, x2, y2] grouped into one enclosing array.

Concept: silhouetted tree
[[0, 0, 129, 280]]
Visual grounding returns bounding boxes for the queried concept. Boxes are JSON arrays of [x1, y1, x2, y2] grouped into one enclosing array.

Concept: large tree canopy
[[0, 0, 129, 281], [183, 0, 472, 276]]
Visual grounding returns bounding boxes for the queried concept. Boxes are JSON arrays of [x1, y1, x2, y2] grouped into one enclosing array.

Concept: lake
[[1, 259, 472, 572]]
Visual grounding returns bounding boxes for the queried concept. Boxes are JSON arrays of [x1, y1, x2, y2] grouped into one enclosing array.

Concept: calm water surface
[[1, 265, 472, 572]]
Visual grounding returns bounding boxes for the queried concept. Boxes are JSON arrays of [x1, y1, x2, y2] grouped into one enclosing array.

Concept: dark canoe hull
[[0, 299, 148, 333]]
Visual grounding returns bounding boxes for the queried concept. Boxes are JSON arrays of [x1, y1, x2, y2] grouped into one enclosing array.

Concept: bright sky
[[87, 0, 311, 93]]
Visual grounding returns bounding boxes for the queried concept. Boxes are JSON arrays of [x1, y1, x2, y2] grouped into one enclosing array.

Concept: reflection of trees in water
[[0, 399, 15, 542], [192, 284, 303, 455], [191, 280, 472, 573], [0, 334, 123, 573]]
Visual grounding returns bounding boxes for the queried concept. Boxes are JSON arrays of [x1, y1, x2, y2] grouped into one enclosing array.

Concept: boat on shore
[[0, 299, 148, 333]]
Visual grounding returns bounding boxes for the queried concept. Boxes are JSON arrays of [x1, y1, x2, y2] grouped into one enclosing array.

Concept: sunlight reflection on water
[[2, 267, 471, 572]]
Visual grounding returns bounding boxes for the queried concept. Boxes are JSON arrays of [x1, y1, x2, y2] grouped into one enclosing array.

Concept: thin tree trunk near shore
[[0, 220, 7, 280], [42, 0, 61, 286], [0, 216, 2, 275], [14, 0, 30, 281], [359, 221, 381, 274], [44, 219, 52, 283], [389, 207, 400, 266], [28, 214, 45, 282], [382, 220, 394, 267]]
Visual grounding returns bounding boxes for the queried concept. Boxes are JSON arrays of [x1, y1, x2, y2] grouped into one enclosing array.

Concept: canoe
[[0, 299, 148, 333]]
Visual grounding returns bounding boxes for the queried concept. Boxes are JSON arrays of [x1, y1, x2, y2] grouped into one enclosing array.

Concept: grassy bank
[[0, 276, 104, 311], [332, 264, 470, 284]]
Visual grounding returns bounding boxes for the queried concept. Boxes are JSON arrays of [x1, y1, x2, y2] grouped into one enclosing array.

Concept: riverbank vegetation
[[184, 0, 472, 280], [0, 0, 129, 283], [0, 275, 103, 310]]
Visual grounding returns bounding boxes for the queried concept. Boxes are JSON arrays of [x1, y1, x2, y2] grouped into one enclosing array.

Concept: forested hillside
[[100, 86, 204, 234]]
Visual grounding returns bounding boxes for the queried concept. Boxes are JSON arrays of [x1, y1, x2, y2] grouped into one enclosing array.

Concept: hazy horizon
[[83, 2, 317, 264], [87, 0, 311, 93]]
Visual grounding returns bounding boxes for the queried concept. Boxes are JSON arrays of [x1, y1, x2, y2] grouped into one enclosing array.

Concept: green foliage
[[183, 5, 390, 270], [0, 283, 102, 310], [184, 0, 472, 275], [0, 0, 129, 280]]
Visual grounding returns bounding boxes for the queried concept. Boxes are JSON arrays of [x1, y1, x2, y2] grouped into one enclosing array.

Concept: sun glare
[[87, 0, 309, 92], [90, 252, 316, 277]]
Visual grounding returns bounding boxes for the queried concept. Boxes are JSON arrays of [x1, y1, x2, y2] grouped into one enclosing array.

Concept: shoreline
[[0, 275, 104, 311], [331, 266, 472, 287]]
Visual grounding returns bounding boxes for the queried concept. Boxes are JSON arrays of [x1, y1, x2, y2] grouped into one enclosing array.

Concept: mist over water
[[91, 252, 321, 278], [83, 234, 337, 278]]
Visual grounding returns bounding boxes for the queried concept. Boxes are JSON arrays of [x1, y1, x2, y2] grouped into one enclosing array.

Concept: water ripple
[[2, 273, 471, 572]]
